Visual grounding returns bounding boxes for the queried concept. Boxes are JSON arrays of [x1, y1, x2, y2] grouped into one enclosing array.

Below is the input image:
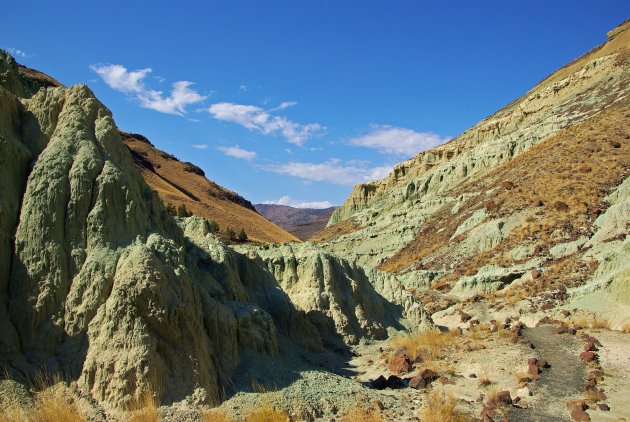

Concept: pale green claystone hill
[[323, 25, 630, 269], [0, 50, 428, 408]]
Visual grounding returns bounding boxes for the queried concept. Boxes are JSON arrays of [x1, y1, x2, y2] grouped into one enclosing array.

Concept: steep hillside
[[255, 204, 337, 240], [321, 20, 630, 270], [122, 133, 299, 244]]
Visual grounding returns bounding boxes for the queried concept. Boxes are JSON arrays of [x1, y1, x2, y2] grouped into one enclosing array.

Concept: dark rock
[[373, 400, 385, 411], [370, 375, 387, 390], [597, 403, 610, 411], [461, 312, 472, 322], [560, 310, 570, 317], [531, 269, 542, 279], [386, 375, 405, 389]]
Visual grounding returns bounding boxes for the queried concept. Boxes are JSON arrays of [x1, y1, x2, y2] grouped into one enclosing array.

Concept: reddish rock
[[531, 269, 542, 279], [496, 390, 512, 405], [567, 400, 589, 411], [502, 181, 516, 190], [409, 368, 439, 389], [560, 310, 570, 317], [554, 201, 570, 212], [373, 400, 385, 411], [556, 326, 568, 334], [438, 376, 454, 385], [461, 312, 472, 322], [528, 362, 540, 376], [540, 302, 553, 310], [479, 405, 496, 421], [388, 354, 413, 374], [597, 403, 610, 411], [580, 351, 597, 362], [583, 341, 598, 352], [570, 408, 591, 421]]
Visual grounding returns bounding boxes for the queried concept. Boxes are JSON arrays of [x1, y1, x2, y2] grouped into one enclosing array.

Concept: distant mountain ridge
[[255, 203, 337, 240]]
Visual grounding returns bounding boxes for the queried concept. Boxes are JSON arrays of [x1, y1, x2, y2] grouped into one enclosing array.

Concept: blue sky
[[3, 1, 628, 207]]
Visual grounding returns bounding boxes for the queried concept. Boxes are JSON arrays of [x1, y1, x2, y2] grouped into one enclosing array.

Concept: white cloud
[[263, 159, 393, 186], [90, 64, 207, 116], [349, 125, 448, 156], [262, 195, 335, 209], [217, 145, 257, 161], [238, 83, 249, 92], [208, 102, 324, 145], [191, 144, 208, 150], [5, 47, 29, 58]]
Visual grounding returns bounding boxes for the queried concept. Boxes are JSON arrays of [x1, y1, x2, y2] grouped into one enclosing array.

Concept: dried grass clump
[[0, 402, 24, 422], [390, 329, 461, 363], [571, 314, 611, 330], [478, 373, 493, 387], [203, 408, 236, 422], [29, 386, 85, 422], [420, 390, 468, 422], [244, 403, 289, 422], [3, 374, 85, 422], [127, 389, 160, 422], [591, 317, 611, 330], [340, 402, 382, 422]]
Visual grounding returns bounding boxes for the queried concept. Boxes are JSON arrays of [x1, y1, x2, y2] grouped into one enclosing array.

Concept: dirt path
[[510, 325, 586, 422]]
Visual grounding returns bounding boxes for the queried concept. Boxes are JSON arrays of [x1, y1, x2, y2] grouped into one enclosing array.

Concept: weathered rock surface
[[0, 51, 428, 409]]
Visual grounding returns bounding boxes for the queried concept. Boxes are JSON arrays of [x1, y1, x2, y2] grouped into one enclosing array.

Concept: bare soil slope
[[122, 133, 299, 244]]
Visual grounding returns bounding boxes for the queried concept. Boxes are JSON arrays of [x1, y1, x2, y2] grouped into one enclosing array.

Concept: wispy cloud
[[238, 83, 249, 92], [208, 102, 324, 145], [349, 125, 448, 156], [191, 144, 208, 150], [263, 159, 392, 186], [217, 145, 257, 161], [5, 47, 30, 59], [262, 195, 335, 209], [90, 64, 207, 116]]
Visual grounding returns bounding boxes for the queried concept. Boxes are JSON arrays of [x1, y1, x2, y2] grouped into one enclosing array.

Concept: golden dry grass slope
[[121, 132, 299, 244]]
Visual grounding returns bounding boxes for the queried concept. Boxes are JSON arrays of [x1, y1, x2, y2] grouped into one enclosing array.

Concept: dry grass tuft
[[571, 314, 611, 330], [478, 373, 493, 387], [340, 402, 382, 422], [591, 317, 611, 330], [420, 390, 469, 422], [0, 374, 85, 422], [390, 329, 461, 363], [621, 322, 630, 333], [203, 408, 236, 422], [127, 389, 160, 422], [244, 402, 289, 422], [0, 401, 24, 422], [28, 386, 85, 422]]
